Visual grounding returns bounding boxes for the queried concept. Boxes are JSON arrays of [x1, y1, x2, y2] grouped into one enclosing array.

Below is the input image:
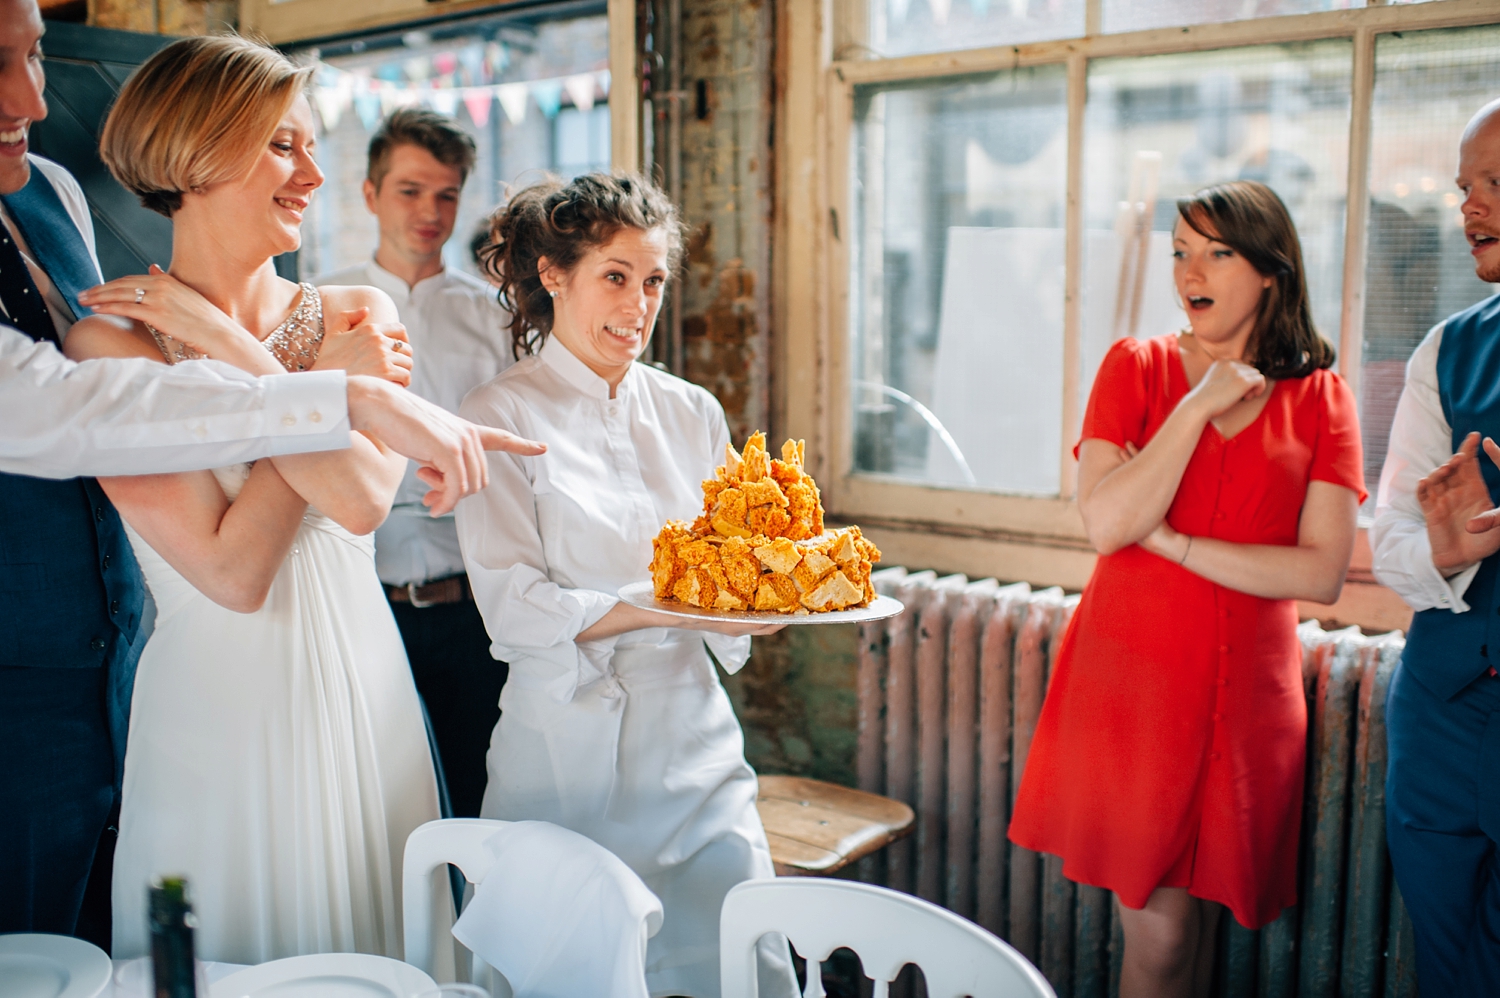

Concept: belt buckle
[[407, 581, 438, 609]]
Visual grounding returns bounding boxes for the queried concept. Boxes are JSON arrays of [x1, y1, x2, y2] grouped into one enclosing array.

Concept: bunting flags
[[496, 83, 529, 126], [564, 73, 596, 113], [310, 63, 611, 133], [464, 89, 494, 128], [530, 79, 564, 120]]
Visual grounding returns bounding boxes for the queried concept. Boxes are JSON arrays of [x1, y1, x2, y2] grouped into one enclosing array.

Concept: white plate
[[618, 580, 904, 625], [211, 954, 436, 998], [0, 934, 112, 998]]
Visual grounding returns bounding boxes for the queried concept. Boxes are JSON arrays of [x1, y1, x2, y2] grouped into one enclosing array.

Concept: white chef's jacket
[[1372, 321, 1486, 612], [456, 333, 748, 696], [456, 335, 795, 998], [0, 155, 351, 481], [318, 259, 511, 587]]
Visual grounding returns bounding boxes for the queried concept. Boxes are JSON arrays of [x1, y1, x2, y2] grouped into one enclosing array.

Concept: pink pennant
[[463, 88, 492, 127]]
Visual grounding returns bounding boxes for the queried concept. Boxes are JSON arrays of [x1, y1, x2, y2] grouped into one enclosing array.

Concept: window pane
[[1102, 0, 1350, 35], [850, 66, 1069, 495], [866, 0, 1084, 59], [1361, 27, 1500, 497], [297, 9, 609, 282], [1082, 41, 1352, 410]]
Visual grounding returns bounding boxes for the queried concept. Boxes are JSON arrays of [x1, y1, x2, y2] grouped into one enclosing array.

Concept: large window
[[851, 67, 1069, 494], [1361, 25, 1500, 495], [1081, 41, 1352, 403], [809, 2, 1500, 550], [294, 6, 610, 282]]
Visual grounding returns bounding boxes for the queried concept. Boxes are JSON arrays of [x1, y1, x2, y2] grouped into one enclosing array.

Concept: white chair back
[[719, 878, 1056, 998], [402, 818, 512, 994]]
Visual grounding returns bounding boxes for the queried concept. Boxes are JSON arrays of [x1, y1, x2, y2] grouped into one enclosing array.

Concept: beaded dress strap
[[147, 283, 325, 372]]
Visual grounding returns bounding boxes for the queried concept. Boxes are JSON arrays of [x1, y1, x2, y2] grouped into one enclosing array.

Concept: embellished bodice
[[130, 282, 363, 621], [148, 282, 326, 371]]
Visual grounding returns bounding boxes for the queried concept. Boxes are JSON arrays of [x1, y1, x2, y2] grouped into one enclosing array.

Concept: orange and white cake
[[649, 433, 881, 613]]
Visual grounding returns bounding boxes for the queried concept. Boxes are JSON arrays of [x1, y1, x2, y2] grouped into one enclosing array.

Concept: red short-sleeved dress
[[1008, 334, 1366, 929]]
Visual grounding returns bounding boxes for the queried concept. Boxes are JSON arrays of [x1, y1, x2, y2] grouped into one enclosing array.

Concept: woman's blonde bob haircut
[[100, 35, 313, 218]]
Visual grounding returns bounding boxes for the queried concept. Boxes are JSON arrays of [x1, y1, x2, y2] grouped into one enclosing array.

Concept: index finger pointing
[[477, 426, 546, 456]]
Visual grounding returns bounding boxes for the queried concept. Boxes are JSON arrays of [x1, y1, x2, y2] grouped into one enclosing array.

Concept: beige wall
[[83, 0, 235, 35]]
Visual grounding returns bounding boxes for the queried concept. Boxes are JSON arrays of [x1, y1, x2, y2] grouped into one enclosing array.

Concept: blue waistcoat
[[0, 163, 146, 777], [0, 475, 142, 669], [1405, 292, 1500, 701]]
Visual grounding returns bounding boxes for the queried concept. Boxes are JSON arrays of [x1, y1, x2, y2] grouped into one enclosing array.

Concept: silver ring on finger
[[392, 339, 404, 353], [134, 288, 146, 304]]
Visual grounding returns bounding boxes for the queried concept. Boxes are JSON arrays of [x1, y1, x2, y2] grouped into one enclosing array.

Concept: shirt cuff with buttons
[[1412, 530, 1480, 613], [262, 371, 351, 456]]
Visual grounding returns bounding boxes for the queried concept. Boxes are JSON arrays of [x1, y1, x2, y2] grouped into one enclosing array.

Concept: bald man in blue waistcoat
[[1372, 97, 1500, 993]]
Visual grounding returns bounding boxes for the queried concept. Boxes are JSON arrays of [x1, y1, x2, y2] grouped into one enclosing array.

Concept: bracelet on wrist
[[1179, 536, 1193, 566]]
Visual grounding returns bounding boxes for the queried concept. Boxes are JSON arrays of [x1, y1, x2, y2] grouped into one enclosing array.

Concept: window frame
[[779, 0, 1500, 597]]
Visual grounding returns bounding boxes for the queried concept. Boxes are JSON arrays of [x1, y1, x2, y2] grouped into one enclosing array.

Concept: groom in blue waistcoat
[[1375, 97, 1500, 992], [0, 0, 148, 947]]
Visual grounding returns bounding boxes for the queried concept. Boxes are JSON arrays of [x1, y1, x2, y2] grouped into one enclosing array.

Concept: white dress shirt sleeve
[[1370, 322, 1481, 612], [0, 325, 351, 479], [457, 391, 620, 703]]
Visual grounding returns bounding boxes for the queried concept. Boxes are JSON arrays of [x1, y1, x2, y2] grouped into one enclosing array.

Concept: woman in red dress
[[1009, 180, 1365, 998]]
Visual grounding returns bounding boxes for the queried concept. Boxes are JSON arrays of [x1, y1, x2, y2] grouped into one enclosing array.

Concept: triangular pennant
[[354, 91, 382, 130], [564, 73, 596, 113], [459, 44, 484, 82], [314, 85, 345, 131], [497, 82, 529, 126], [431, 89, 458, 116], [531, 79, 563, 120], [597, 69, 610, 97], [485, 41, 507, 77], [464, 88, 493, 127]]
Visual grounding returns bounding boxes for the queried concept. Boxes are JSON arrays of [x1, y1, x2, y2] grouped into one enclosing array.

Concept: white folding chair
[[403, 817, 514, 996], [719, 878, 1055, 998]]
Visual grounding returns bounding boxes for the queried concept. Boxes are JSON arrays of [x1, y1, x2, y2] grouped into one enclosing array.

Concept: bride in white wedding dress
[[63, 36, 449, 964]]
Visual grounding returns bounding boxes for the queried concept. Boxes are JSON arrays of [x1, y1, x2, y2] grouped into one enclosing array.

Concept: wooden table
[[756, 775, 916, 877]]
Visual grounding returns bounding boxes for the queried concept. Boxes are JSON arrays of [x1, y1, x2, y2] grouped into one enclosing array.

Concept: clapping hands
[[1417, 431, 1500, 576]]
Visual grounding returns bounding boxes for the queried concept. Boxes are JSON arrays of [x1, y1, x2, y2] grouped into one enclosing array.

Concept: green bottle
[[149, 875, 201, 998]]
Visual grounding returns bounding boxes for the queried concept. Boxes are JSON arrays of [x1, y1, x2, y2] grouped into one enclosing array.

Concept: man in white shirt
[[1371, 97, 1500, 992], [319, 108, 513, 818]]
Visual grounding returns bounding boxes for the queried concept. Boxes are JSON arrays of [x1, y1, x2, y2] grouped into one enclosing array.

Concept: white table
[[106, 957, 246, 996]]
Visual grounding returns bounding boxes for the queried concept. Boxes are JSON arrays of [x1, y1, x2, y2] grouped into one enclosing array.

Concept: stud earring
[[549, 291, 558, 299]]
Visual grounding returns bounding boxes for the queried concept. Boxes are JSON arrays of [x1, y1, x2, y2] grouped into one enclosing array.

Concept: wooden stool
[[756, 775, 916, 877]]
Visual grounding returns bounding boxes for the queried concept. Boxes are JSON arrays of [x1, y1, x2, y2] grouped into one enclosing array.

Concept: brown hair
[[1176, 180, 1334, 380], [481, 172, 685, 359], [367, 107, 477, 190], [100, 36, 313, 218]]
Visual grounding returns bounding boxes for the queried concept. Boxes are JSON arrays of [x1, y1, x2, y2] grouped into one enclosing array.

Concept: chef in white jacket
[[456, 173, 796, 998]]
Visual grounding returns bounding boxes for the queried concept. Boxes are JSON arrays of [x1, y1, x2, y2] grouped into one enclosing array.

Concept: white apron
[[457, 337, 796, 997]]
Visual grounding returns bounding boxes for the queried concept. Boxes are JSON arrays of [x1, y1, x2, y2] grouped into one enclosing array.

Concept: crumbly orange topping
[[649, 433, 881, 613]]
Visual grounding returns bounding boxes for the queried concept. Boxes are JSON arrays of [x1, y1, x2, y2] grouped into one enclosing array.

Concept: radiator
[[857, 566, 1420, 998]]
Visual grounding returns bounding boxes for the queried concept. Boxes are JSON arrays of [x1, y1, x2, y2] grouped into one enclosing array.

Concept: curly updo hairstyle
[[1176, 179, 1334, 380], [480, 172, 685, 359]]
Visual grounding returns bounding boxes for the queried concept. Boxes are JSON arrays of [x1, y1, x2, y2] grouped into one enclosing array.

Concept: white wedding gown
[[111, 462, 447, 964]]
